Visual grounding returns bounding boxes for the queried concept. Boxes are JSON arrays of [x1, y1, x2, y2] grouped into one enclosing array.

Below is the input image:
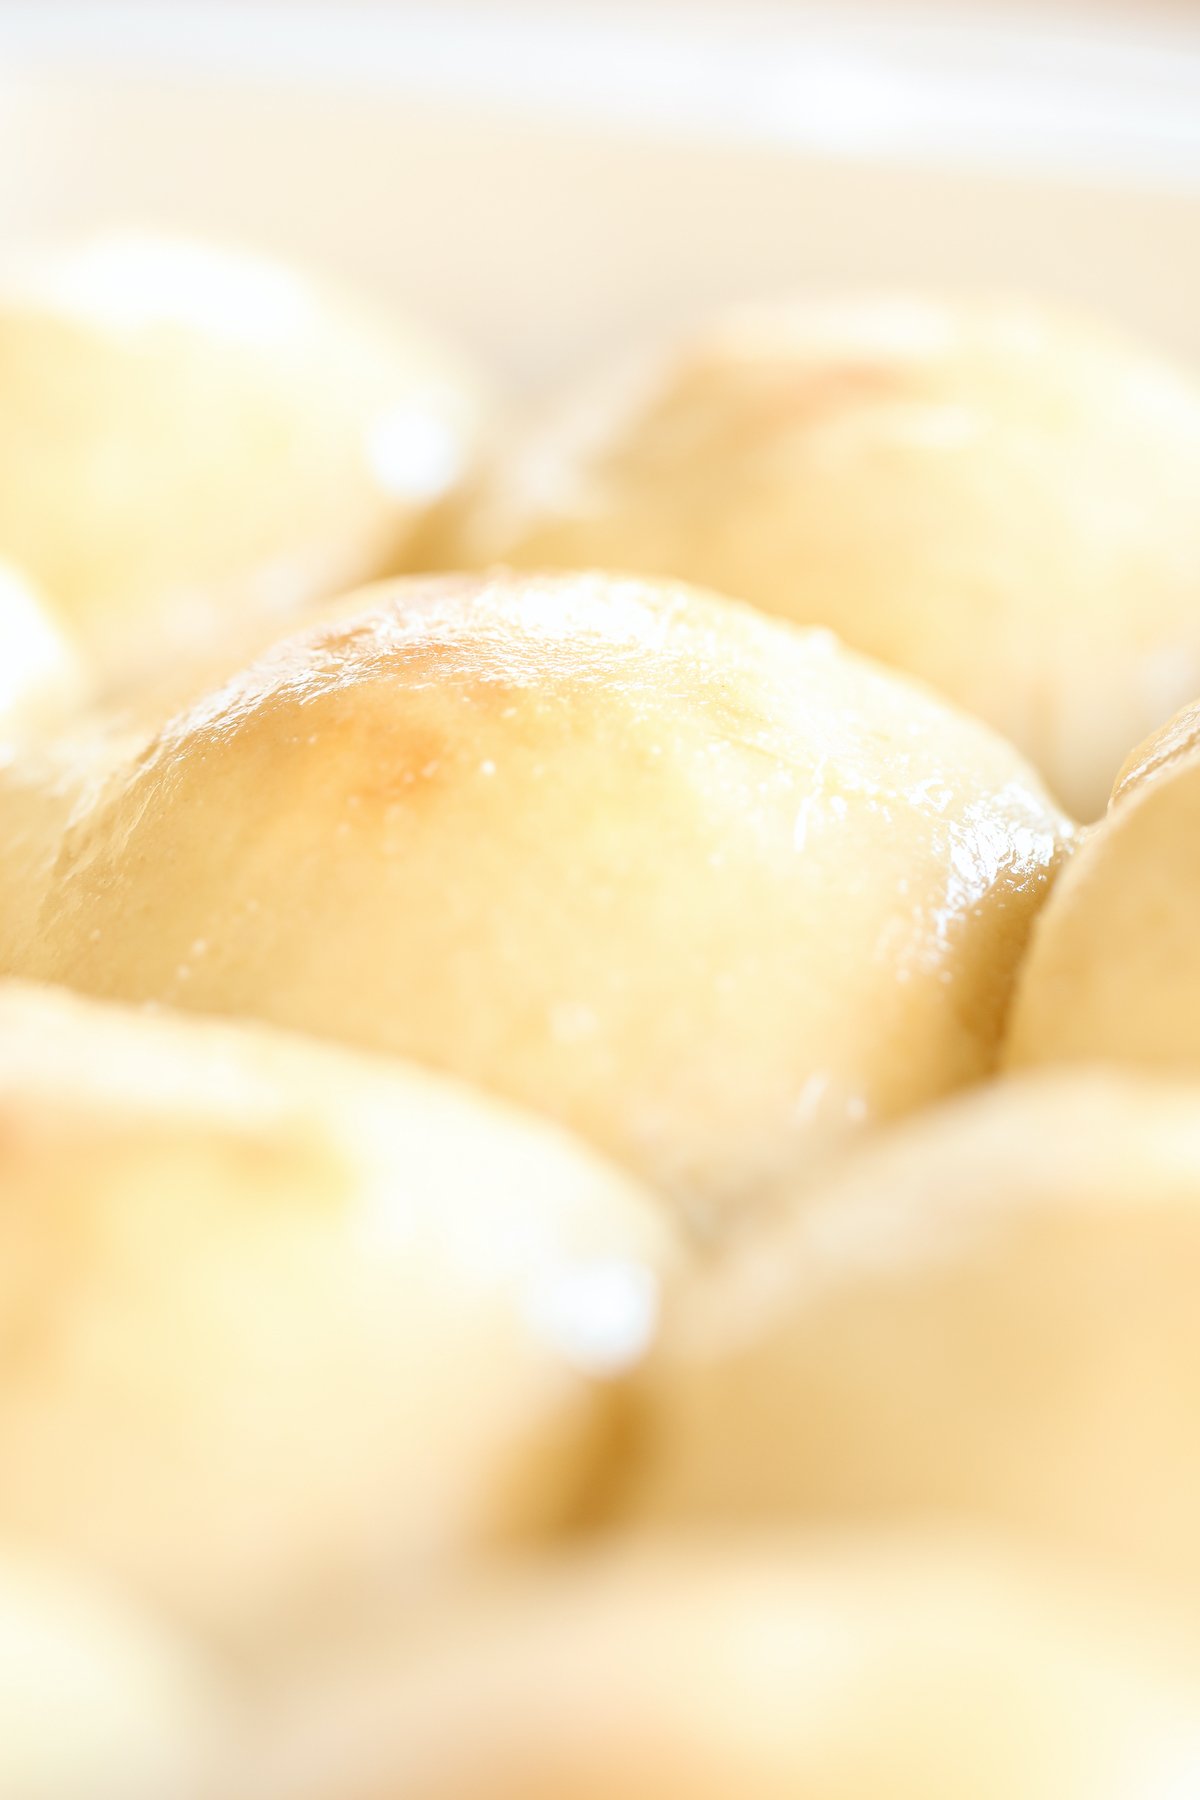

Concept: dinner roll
[[1110, 696, 1200, 809], [0, 232, 484, 685], [1006, 700, 1200, 1071], [0, 982, 668, 1644], [442, 296, 1200, 817], [0, 585, 378, 976], [0, 1553, 221, 1800], [26, 572, 1070, 1224], [0, 573, 410, 975], [242, 1538, 1200, 1800], [611, 1071, 1200, 1598]]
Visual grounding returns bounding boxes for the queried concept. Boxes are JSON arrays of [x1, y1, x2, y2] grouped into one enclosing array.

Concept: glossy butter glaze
[[24, 571, 1071, 1225]]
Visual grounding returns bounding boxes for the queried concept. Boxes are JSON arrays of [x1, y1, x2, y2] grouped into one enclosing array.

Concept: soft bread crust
[[440, 295, 1200, 818], [25, 572, 1070, 1223], [1111, 697, 1200, 809], [0, 233, 484, 686], [0, 579, 415, 973], [0, 982, 669, 1644], [0, 1553, 221, 1800], [611, 1070, 1200, 1597], [241, 1538, 1200, 1800], [0, 722, 136, 971], [1006, 701, 1200, 1071]]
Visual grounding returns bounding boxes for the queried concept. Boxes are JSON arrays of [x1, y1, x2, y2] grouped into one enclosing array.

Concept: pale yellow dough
[[20, 572, 1070, 1223], [1006, 699, 1200, 1071], [441, 295, 1200, 818], [241, 1538, 1200, 1800], [0, 982, 669, 1644], [612, 1070, 1200, 1598], [0, 232, 484, 686], [0, 1553, 222, 1800]]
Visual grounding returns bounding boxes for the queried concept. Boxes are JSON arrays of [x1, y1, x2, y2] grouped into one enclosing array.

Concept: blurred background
[[0, 1, 1196, 384]]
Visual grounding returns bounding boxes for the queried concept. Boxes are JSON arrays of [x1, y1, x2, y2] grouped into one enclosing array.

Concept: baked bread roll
[[440, 296, 1200, 818], [0, 232, 484, 686], [0, 1553, 221, 1800], [611, 1071, 1200, 1598], [0, 570, 404, 972], [0, 720, 133, 970], [242, 1538, 1200, 1800], [0, 982, 668, 1645], [24, 572, 1070, 1223], [1006, 699, 1200, 1072]]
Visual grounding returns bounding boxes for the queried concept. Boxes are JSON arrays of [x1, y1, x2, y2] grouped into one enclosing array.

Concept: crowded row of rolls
[[4, 233, 1200, 1797]]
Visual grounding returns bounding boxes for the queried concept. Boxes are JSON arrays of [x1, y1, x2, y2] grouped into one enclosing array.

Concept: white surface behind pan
[[0, 1, 1196, 384]]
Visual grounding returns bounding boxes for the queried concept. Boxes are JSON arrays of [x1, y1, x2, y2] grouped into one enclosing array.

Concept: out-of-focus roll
[[0, 563, 80, 729], [441, 296, 1200, 817], [0, 1553, 222, 1800], [1006, 699, 1200, 1072], [241, 1538, 1200, 1800], [24, 572, 1070, 1224], [612, 1071, 1200, 1599], [0, 232, 485, 686], [0, 982, 669, 1644]]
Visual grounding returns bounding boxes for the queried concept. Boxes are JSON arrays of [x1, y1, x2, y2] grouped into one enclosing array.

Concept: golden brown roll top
[[0, 981, 670, 1646], [440, 295, 1200, 818], [0, 232, 486, 690], [21, 571, 1071, 1225]]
